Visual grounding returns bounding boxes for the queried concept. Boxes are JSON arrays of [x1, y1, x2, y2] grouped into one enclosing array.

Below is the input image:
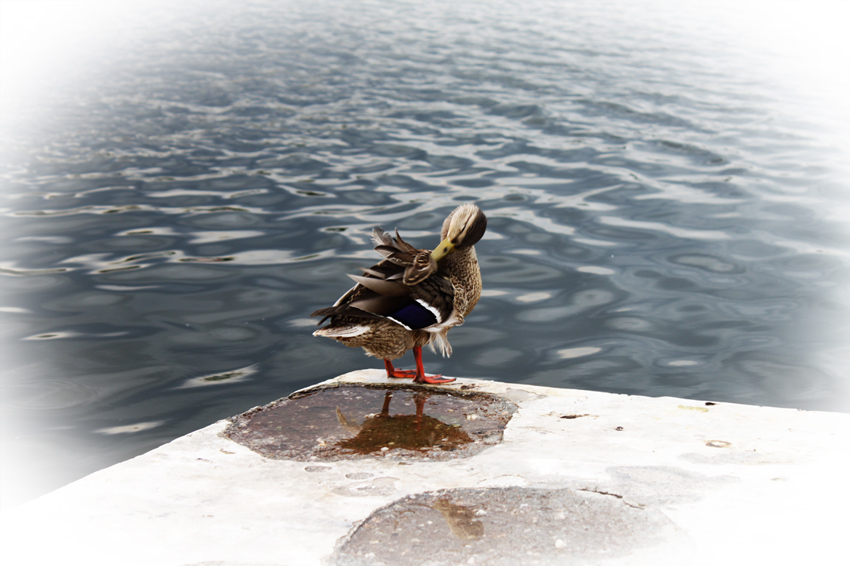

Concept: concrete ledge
[[2, 370, 848, 565]]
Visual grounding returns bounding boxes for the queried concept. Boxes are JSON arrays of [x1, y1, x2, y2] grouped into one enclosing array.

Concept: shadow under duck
[[311, 203, 487, 384]]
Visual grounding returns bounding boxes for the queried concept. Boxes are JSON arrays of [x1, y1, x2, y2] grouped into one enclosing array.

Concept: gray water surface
[[2, 0, 848, 508]]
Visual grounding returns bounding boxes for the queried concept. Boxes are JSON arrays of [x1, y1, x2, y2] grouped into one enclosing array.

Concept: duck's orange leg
[[384, 348, 455, 384], [412, 346, 455, 385]]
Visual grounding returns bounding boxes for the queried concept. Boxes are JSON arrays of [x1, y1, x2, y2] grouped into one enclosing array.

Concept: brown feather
[[393, 229, 419, 254], [349, 295, 411, 317], [346, 274, 410, 297]]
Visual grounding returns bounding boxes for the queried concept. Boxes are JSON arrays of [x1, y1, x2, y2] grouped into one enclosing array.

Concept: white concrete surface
[[1, 369, 847, 565]]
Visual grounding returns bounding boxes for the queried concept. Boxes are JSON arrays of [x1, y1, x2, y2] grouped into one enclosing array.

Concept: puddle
[[223, 384, 516, 461], [334, 487, 685, 566]]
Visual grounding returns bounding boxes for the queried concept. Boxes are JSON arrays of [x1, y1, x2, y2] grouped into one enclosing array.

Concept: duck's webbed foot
[[413, 373, 455, 385], [412, 346, 456, 385], [383, 352, 455, 383], [384, 360, 418, 379]]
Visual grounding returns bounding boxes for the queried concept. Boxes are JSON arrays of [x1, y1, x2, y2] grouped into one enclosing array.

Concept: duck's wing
[[310, 259, 407, 325], [338, 272, 454, 331], [311, 268, 454, 331], [372, 227, 417, 265], [311, 227, 454, 331]]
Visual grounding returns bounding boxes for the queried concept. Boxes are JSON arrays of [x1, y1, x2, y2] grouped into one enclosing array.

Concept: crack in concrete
[[577, 487, 645, 509]]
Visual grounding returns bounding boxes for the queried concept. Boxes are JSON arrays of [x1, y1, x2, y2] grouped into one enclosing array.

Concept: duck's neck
[[443, 246, 482, 316]]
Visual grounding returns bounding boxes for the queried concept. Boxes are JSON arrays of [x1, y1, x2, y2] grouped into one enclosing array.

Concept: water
[[1, 0, 848, 508]]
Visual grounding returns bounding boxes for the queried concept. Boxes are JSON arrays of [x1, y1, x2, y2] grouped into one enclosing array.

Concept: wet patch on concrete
[[223, 384, 516, 461], [333, 486, 683, 566]]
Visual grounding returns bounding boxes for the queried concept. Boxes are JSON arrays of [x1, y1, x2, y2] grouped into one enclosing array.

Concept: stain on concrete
[[677, 404, 709, 413], [333, 486, 684, 566], [432, 497, 485, 541], [502, 387, 545, 403], [345, 472, 375, 480], [223, 384, 516, 461], [332, 477, 399, 498], [681, 444, 790, 466]]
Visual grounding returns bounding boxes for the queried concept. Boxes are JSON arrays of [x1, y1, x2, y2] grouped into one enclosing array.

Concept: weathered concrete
[[1, 369, 848, 565]]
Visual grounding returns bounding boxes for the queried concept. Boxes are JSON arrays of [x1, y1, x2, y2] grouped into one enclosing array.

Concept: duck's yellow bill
[[431, 238, 456, 262]]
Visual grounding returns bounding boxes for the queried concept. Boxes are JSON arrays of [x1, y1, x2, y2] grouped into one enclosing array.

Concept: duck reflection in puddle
[[334, 390, 473, 454]]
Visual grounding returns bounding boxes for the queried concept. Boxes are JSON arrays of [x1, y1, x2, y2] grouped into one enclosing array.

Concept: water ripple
[[2, 0, 848, 509]]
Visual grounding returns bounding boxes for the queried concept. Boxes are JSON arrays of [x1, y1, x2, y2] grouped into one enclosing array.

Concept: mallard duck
[[311, 203, 487, 384]]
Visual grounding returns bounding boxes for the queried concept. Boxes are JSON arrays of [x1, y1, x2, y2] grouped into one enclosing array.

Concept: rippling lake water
[[1, 0, 848, 507]]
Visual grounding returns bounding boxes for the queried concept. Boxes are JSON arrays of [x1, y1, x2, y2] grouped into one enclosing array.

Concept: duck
[[311, 203, 487, 384]]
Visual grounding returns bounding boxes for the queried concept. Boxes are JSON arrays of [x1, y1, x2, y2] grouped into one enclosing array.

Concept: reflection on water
[[336, 391, 474, 455], [1, 0, 848, 507], [224, 384, 515, 461]]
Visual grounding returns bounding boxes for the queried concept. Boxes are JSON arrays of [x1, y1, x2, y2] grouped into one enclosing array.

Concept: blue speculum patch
[[390, 302, 438, 330]]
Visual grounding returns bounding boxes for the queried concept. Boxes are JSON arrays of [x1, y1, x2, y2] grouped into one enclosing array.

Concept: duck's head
[[432, 203, 488, 262]]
